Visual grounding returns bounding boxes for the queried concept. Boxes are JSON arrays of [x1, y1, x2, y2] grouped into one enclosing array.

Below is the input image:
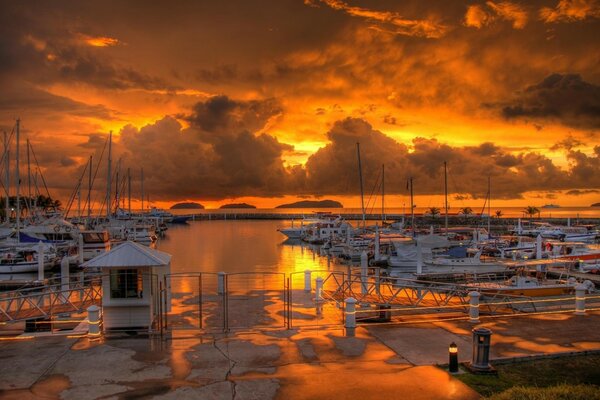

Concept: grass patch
[[488, 384, 600, 400], [454, 354, 600, 398]]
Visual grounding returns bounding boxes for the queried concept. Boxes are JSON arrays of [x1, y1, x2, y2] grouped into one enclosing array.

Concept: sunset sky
[[0, 0, 598, 210]]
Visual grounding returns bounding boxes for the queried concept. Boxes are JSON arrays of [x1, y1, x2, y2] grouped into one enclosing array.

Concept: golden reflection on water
[[157, 220, 330, 276]]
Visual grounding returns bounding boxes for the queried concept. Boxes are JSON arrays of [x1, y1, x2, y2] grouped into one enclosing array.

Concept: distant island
[[170, 202, 204, 210], [276, 200, 343, 209], [220, 203, 256, 209], [592, 202, 600, 207]]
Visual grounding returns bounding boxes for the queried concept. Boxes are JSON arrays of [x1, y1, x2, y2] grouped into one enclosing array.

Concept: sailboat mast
[[27, 139, 31, 216], [141, 168, 144, 213], [356, 142, 366, 229], [488, 175, 491, 235], [106, 131, 112, 219], [87, 155, 92, 220], [444, 161, 448, 235], [15, 119, 20, 239], [381, 164, 385, 223], [128, 168, 131, 215], [410, 177, 415, 235], [115, 158, 120, 213], [4, 132, 9, 224]]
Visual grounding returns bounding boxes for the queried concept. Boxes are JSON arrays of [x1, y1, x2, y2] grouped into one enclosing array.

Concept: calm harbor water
[[157, 220, 328, 275]]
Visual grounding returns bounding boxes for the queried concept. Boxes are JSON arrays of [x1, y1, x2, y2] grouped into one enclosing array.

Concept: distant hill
[[220, 203, 256, 209], [592, 202, 600, 207], [170, 202, 204, 210], [276, 200, 343, 209]]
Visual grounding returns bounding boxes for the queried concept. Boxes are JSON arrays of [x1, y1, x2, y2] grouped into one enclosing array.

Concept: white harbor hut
[[81, 241, 171, 331]]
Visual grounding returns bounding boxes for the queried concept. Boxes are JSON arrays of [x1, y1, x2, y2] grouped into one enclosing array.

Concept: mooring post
[[304, 269, 311, 292], [315, 276, 323, 315], [78, 234, 85, 265], [87, 305, 101, 339], [344, 297, 357, 329], [575, 284, 586, 316], [469, 291, 480, 323], [217, 272, 226, 295], [60, 257, 70, 303], [37, 241, 45, 281], [360, 251, 368, 295]]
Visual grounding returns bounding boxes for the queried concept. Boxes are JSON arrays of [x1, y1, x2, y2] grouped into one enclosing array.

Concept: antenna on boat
[[356, 142, 366, 230], [128, 167, 131, 215], [488, 175, 491, 236]]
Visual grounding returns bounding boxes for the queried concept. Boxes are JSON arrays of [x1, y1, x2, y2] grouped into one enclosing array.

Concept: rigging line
[[83, 137, 109, 218], [64, 162, 89, 217], [29, 143, 52, 199], [364, 168, 381, 214]]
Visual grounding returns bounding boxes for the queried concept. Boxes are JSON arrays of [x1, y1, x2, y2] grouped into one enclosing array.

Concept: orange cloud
[[80, 34, 120, 47], [464, 1, 528, 29], [540, 0, 600, 22], [310, 0, 449, 38]]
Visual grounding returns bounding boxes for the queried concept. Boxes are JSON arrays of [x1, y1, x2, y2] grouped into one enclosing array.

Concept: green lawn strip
[[452, 355, 600, 398]]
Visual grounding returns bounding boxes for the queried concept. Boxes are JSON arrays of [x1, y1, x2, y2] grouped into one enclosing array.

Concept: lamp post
[[449, 342, 459, 373]]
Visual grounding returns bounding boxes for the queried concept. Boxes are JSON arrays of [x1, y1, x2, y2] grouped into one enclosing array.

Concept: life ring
[[53, 225, 60, 233]]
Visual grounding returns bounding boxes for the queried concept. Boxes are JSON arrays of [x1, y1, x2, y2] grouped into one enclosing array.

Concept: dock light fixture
[[449, 342, 459, 373]]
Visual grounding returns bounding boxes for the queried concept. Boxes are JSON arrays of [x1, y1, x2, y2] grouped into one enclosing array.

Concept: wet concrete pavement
[[1, 311, 600, 399]]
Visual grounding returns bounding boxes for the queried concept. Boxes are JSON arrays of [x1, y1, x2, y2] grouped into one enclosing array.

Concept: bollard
[[471, 328, 493, 372], [304, 270, 312, 292], [416, 241, 423, 274], [360, 251, 368, 295], [469, 291, 480, 323], [37, 241, 45, 281], [344, 297, 357, 329], [87, 305, 101, 339], [78, 234, 85, 265], [60, 257, 70, 303], [217, 272, 226, 295], [315, 277, 323, 303], [575, 284, 586, 316], [449, 342, 459, 373]]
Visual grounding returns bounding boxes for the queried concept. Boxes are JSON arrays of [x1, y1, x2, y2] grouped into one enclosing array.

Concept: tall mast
[[487, 175, 491, 235], [115, 158, 120, 213], [106, 131, 112, 219], [27, 139, 31, 216], [356, 142, 366, 229], [87, 155, 92, 220], [141, 168, 144, 213], [444, 161, 448, 235], [127, 167, 131, 215], [409, 177, 415, 235], [381, 164, 385, 223], [15, 119, 20, 240], [3, 132, 9, 224]]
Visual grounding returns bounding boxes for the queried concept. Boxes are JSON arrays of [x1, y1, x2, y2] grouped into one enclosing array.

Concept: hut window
[[110, 269, 143, 299]]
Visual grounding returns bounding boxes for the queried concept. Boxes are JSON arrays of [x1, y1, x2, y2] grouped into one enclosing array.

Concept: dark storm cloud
[[0, 82, 114, 120], [0, 3, 174, 92], [501, 74, 600, 129], [185, 95, 283, 134], [566, 189, 599, 195], [303, 118, 600, 199]]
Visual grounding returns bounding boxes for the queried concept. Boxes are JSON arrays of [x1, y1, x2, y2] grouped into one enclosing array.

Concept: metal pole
[[444, 161, 448, 235], [141, 168, 144, 212], [87, 156, 92, 221], [15, 119, 20, 238], [356, 142, 366, 229], [488, 175, 491, 236], [381, 164, 385, 223], [106, 132, 112, 219], [410, 177, 415, 235], [127, 168, 131, 215], [3, 131, 9, 223]]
